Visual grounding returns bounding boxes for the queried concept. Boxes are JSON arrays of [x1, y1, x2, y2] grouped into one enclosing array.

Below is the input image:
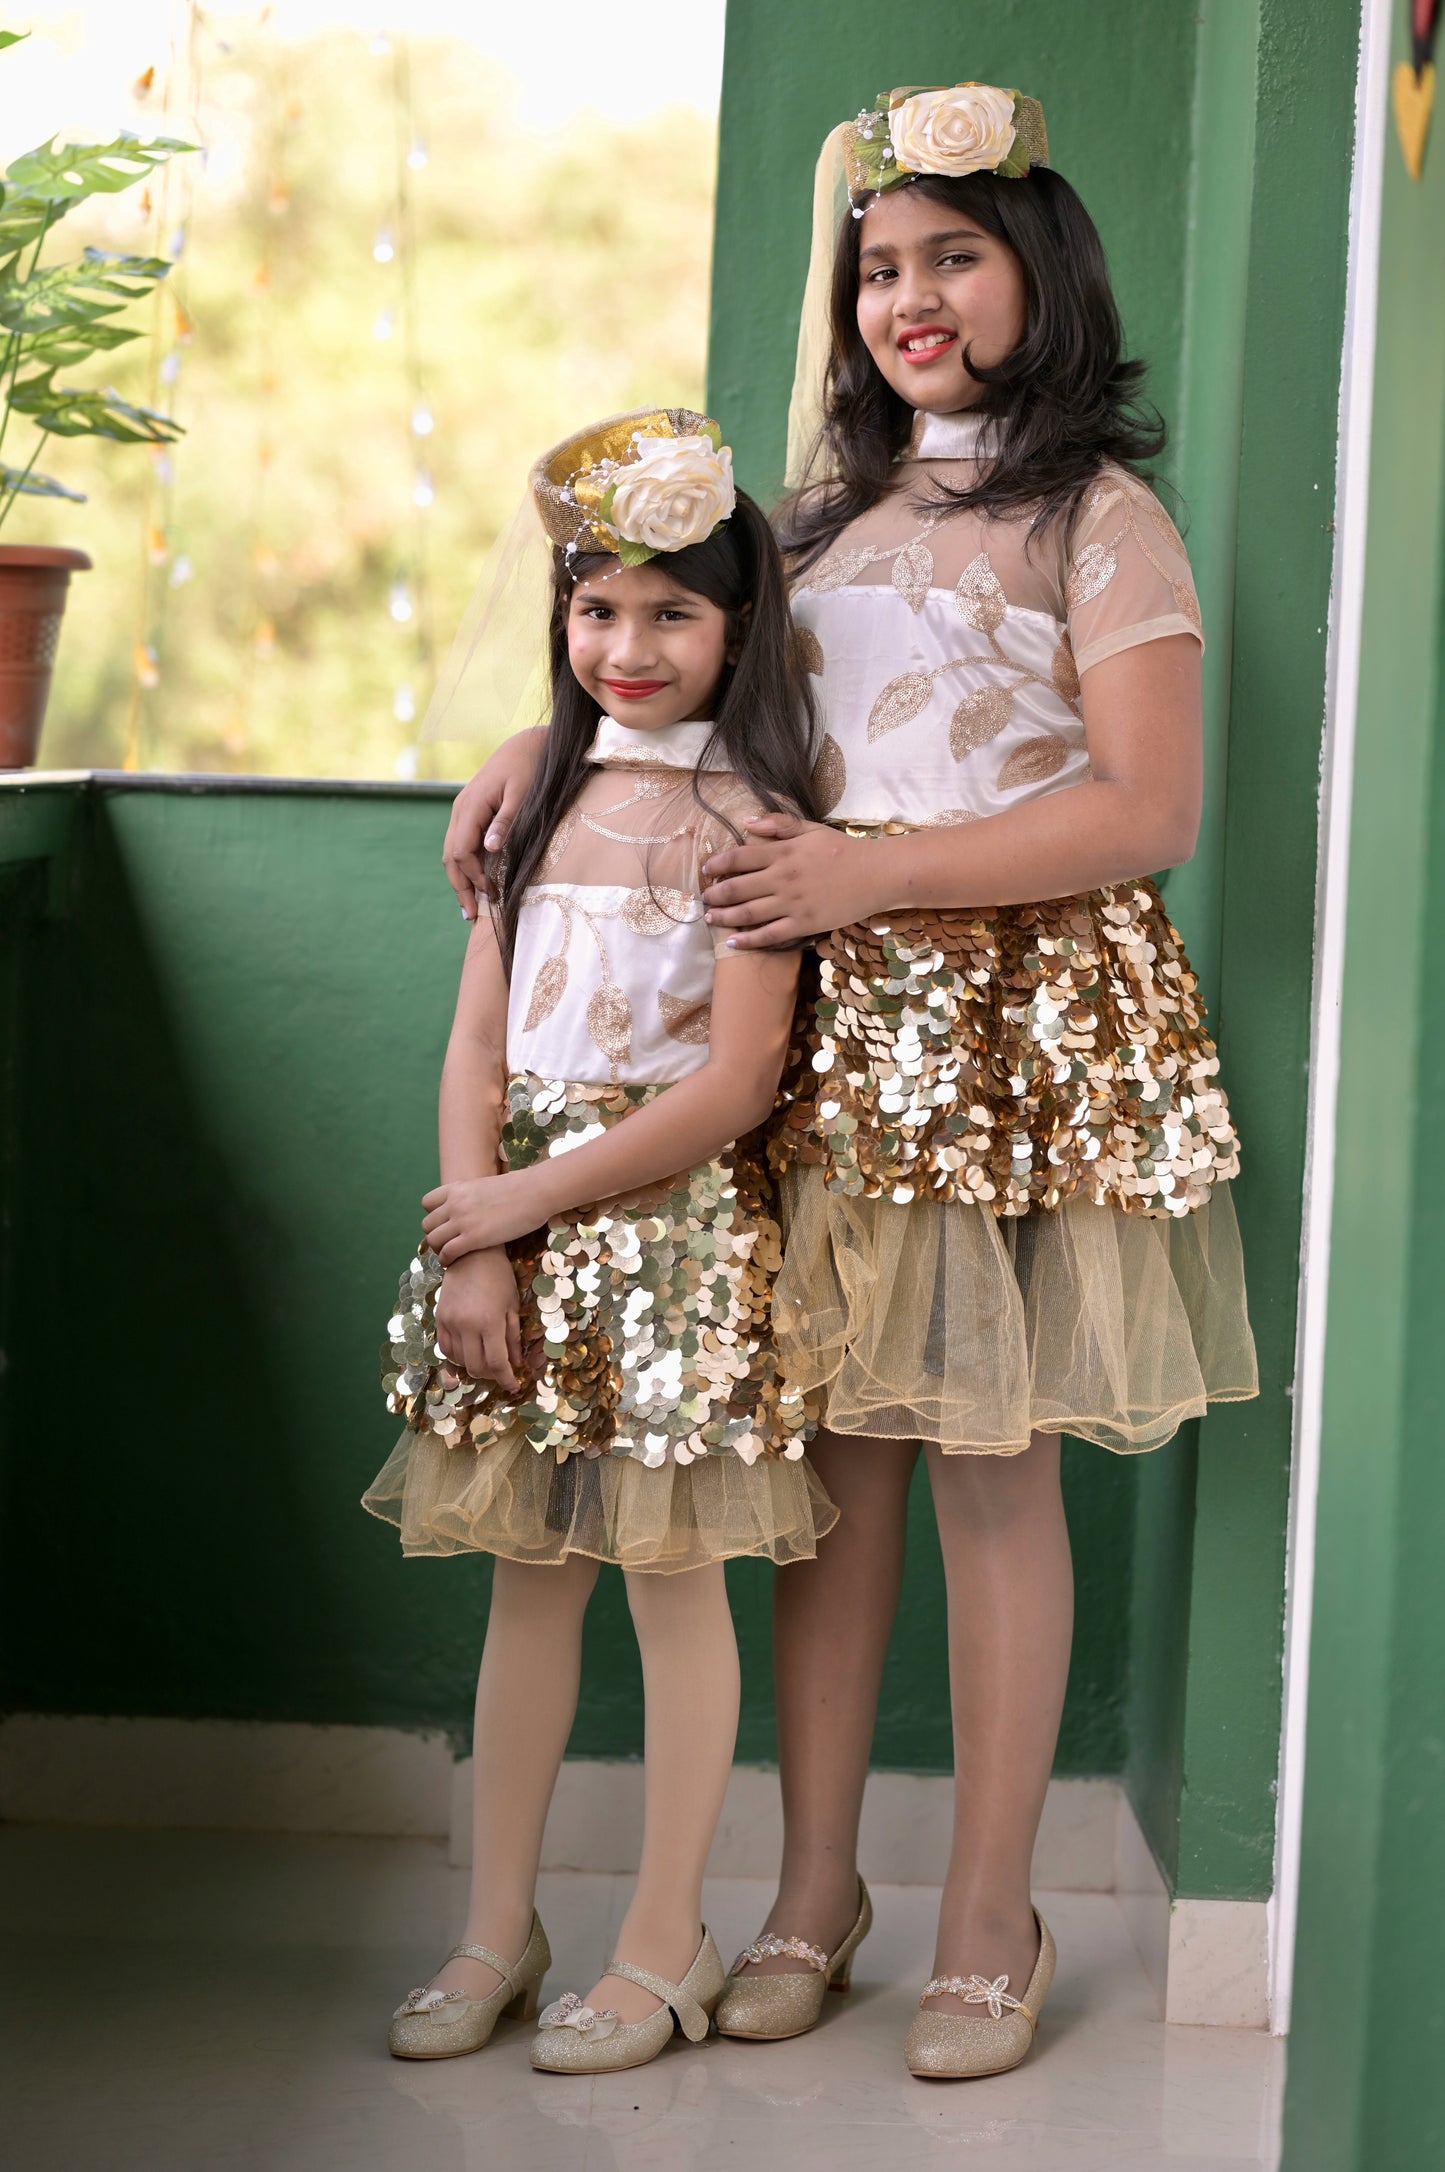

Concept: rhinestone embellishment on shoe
[[922, 1973, 1032, 2022], [399, 1984, 467, 2015], [737, 1934, 829, 1973], [537, 1991, 619, 2038]]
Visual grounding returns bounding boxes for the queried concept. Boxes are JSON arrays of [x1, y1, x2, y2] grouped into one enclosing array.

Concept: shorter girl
[[364, 409, 834, 2075]]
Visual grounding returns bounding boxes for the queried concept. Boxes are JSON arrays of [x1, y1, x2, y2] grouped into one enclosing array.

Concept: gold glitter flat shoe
[[714, 1877, 872, 2040], [387, 1913, 550, 2060], [529, 1927, 725, 2074], [904, 1912, 1055, 2080]]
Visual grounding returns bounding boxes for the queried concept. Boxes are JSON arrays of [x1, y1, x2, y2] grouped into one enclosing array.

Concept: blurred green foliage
[[18, 30, 714, 777]]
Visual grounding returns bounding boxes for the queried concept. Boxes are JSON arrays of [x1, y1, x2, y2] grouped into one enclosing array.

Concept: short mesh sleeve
[[1065, 471, 1204, 677]]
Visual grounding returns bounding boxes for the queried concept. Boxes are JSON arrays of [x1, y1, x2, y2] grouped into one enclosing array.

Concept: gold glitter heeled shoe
[[904, 1911, 1056, 2080], [529, 1928, 725, 2074], [388, 1913, 550, 2060], [714, 1877, 873, 2040]]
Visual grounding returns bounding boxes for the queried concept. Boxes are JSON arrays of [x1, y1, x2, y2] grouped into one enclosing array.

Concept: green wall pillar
[[1282, 7, 1445, 2164]]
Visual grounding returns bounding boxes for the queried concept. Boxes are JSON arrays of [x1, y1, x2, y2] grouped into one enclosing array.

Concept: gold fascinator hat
[[420, 409, 736, 746], [531, 408, 736, 567], [786, 83, 1050, 489]]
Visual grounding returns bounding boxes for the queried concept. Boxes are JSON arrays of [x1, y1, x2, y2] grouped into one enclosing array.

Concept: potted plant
[[0, 28, 190, 767]]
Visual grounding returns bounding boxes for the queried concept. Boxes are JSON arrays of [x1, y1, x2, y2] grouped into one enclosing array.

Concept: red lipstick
[[602, 677, 668, 700], [896, 322, 958, 366]]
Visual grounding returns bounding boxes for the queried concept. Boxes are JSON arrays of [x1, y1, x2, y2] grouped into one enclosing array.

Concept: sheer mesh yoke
[[791, 448, 1202, 831]]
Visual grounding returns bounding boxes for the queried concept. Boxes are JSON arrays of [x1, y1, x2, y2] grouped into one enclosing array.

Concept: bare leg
[[745, 1427, 920, 1975], [427, 1551, 600, 2001], [585, 1561, 742, 2024], [923, 1432, 1073, 2010]]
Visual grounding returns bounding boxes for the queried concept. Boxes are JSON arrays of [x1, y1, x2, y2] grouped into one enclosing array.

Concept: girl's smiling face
[[854, 184, 1027, 413], [567, 563, 731, 728]]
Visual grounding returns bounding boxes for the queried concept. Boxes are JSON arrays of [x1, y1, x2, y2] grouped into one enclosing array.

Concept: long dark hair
[[493, 489, 818, 970], [779, 167, 1166, 570]]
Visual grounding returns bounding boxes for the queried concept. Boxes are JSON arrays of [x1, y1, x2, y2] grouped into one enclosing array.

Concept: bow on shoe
[[922, 1972, 1026, 2021], [398, 1984, 467, 2017], [537, 1991, 620, 2039]]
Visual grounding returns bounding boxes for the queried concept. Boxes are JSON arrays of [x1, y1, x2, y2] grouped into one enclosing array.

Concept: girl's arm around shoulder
[[421, 946, 801, 1263], [443, 726, 547, 919]]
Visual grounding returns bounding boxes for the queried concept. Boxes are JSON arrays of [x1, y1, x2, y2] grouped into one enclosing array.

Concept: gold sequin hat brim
[[844, 83, 1049, 201], [529, 406, 720, 556]]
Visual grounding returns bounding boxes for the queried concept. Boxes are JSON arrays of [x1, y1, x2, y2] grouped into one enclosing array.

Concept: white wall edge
[[1270, 0, 1392, 2043]]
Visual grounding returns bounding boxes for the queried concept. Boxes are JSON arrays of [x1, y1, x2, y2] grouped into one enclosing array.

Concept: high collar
[[586, 714, 726, 771], [906, 408, 995, 461]]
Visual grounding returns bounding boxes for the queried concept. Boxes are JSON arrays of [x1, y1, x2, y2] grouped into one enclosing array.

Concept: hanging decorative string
[[120, 0, 204, 772], [229, 7, 295, 765], [371, 29, 434, 775]]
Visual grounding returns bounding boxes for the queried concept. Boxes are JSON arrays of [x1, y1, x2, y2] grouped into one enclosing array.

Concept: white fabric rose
[[607, 433, 735, 553], [888, 84, 1017, 178]]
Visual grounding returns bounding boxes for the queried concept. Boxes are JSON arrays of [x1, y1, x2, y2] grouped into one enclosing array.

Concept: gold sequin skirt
[[768, 885, 1258, 1454], [362, 1075, 836, 1572]]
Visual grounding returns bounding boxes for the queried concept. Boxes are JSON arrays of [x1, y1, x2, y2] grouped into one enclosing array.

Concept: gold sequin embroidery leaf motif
[[659, 990, 711, 1043], [998, 735, 1070, 791], [813, 733, 847, 815], [621, 886, 693, 936], [950, 684, 1013, 760], [869, 668, 936, 741], [1065, 541, 1117, 610], [1051, 636, 1080, 705], [892, 539, 935, 612], [796, 624, 825, 676], [587, 982, 633, 1068], [954, 551, 1007, 634], [524, 953, 569, 1033]]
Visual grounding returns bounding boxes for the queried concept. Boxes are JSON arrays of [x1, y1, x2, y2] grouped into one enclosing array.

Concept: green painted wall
[[708, 0, 1358, 1897], [1282, 15, 1445, 2166], [0, 778, 1129, 1772]]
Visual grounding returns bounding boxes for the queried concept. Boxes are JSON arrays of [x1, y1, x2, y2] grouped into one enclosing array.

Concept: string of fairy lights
[[118, 4, 435, 773], [121, 0, 203, 770]]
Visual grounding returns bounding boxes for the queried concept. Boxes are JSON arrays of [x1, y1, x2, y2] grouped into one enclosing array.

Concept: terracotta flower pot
[[0, 545, 92, 769]]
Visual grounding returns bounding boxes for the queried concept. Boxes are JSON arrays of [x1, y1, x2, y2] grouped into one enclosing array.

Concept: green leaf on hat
[[616, 536, 657, 568]]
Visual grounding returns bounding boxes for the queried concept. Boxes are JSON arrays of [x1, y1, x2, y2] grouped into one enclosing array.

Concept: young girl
[[364, 408, 834, 2076], [444, 84, 1257, 2082]]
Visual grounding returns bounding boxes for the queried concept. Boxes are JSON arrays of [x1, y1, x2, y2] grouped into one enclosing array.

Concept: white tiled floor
[[0, 1828, 1283, 2171]]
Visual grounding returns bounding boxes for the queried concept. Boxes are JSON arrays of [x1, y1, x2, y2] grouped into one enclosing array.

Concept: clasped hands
[[424, 1170, 544, 1396]]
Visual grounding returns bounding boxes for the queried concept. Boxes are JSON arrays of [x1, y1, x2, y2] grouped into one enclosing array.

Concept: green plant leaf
[[3, 133, 194, 209], [0, 253, 171, 335], [597, 480, 617, 523], [0, 461, 85, 502], [6, 378, 183, 443], [21, 322, 139, 368], [700, 419, 722, 451], [0, 31, 30, 51], [616, 536, 657, 567]]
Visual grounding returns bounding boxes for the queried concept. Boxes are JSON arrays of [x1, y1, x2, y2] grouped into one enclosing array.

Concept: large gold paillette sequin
[[384, 1074, 812, 1465], [770, 880, 1240, 1219]]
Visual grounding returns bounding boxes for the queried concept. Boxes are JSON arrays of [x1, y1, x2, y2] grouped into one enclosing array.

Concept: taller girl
[[446, 79, 1257, 2081]]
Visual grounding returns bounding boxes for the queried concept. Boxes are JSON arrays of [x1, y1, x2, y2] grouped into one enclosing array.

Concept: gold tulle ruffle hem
[[775, 1166, 1257, 1456], [363, 1419, 837, 1572]]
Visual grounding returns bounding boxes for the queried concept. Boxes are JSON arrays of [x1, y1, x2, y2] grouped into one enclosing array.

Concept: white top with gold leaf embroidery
[[791, 409, 1203, 830], [507, 716, 763, 1087]]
